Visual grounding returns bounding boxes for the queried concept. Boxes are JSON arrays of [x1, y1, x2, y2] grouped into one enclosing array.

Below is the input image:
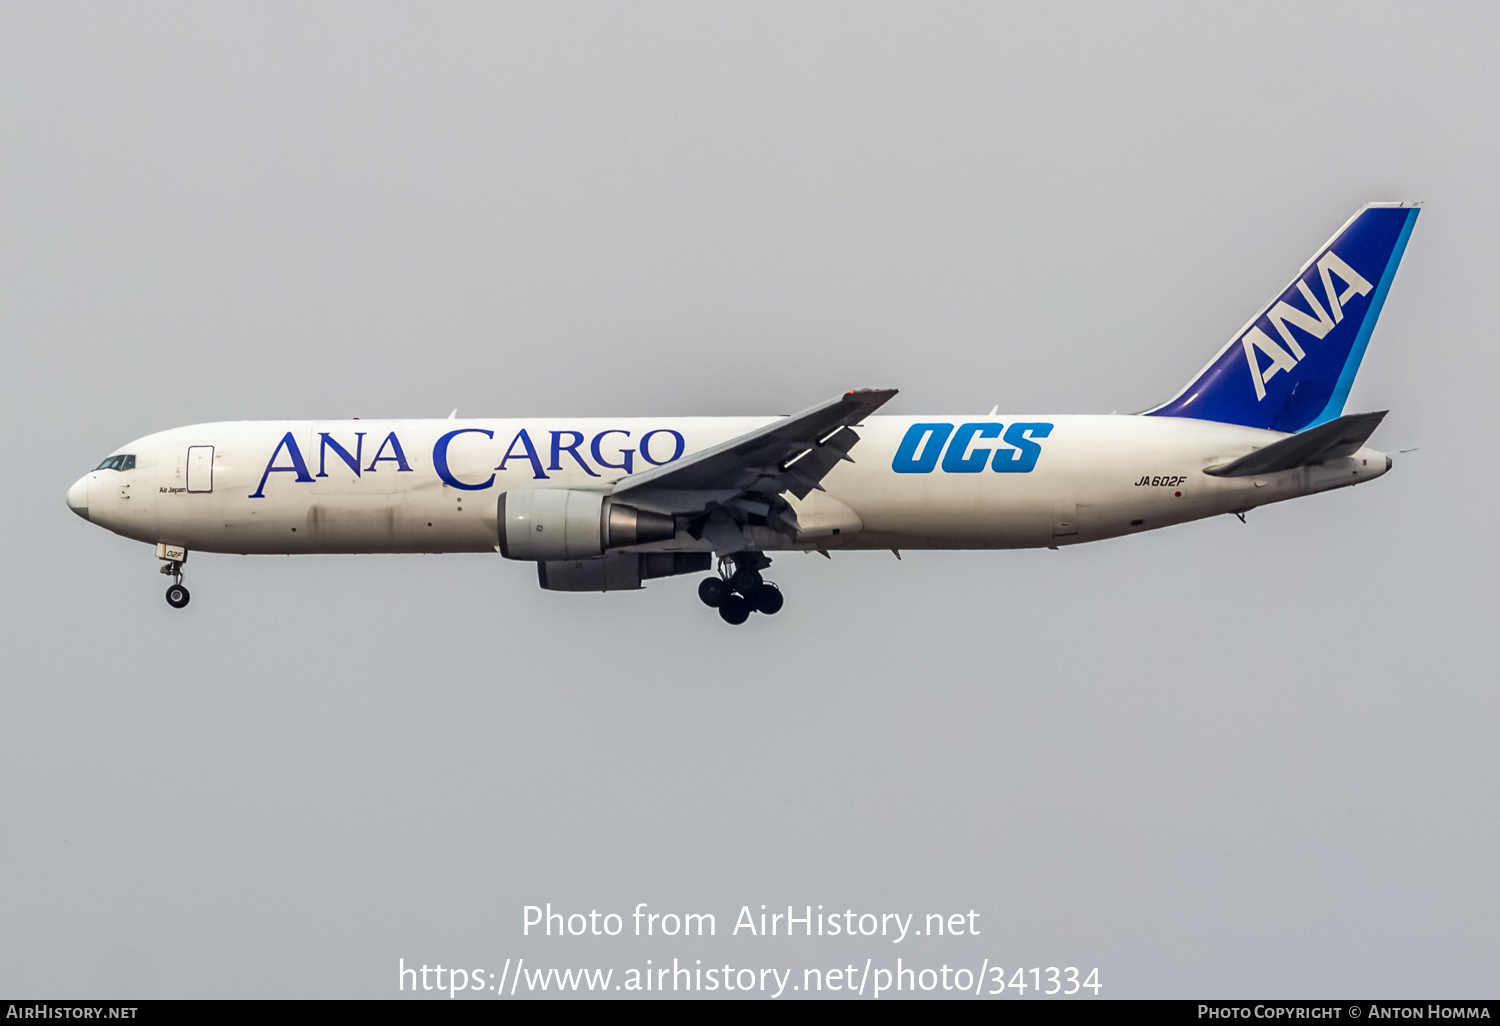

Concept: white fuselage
[[69, 414, 1390, 557]]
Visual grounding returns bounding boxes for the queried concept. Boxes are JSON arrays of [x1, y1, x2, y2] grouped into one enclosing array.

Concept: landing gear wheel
[[730, 568, 763, 594], [698, 576, 728, 608], [750, 582, 783, 615], [165, 583, 191, 609], [718, 594, 751, 625]]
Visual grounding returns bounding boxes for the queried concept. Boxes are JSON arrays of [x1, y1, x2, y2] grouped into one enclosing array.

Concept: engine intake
[[497, 490, 676, 561]]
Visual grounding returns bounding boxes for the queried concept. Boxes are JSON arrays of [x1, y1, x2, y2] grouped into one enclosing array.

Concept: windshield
[[95, 454, 136, 472]]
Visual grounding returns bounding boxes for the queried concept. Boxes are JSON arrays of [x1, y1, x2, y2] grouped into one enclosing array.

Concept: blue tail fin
[[1146, 203, 1419, 433]]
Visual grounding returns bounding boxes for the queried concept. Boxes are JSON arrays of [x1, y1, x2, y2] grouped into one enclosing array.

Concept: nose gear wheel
[[159, 559, 190, 609]]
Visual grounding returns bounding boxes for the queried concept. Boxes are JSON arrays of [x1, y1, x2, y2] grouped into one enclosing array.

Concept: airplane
[[66, 202, 1419, 625]]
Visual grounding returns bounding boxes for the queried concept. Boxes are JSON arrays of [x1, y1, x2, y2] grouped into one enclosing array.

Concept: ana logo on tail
[[1242, 250, 1373, 400]]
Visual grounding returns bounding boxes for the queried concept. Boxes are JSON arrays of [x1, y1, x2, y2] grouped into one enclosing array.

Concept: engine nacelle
[[497, 489, 676, 562]]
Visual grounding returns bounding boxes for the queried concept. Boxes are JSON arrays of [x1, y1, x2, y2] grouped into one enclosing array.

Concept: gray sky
[[2, 1, 1496, 999]]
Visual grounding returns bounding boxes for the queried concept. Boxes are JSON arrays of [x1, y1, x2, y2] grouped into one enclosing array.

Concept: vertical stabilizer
[[1146, 203, 1419, 433]]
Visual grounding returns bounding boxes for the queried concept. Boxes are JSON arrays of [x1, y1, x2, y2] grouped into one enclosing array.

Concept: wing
[[611, 388, 898, 500]]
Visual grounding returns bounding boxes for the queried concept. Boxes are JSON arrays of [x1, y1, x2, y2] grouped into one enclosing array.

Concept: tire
[[698, 576, 728, 608], [730, 568, 763, 594], [751, 582, 783, 615], [165, 584, 191, 609], [718, 594, 751, 625]]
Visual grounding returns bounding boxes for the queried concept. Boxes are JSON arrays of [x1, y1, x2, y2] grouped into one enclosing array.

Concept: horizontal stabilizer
[[1204, 411, 1387, 477]]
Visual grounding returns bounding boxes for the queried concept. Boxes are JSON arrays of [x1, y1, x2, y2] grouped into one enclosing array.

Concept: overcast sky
[[2, 1, 1496, 999]]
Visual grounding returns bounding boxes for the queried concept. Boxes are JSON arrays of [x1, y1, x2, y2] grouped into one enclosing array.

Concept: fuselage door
[[186, 446, 214, 493]]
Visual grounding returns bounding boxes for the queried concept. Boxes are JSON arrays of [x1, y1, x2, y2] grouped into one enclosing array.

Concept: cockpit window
[[95, 455, 135, 472]]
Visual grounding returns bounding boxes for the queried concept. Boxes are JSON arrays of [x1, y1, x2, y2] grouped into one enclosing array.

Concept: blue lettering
[[366, 431, 413, 472], [639, 429, 685, 466], [498, 429, 548, 480], [249, 432, 314, 498], [991, 422, 1053, 473], [317, 432, 364, 477], [941, 422, 1002, 474], [432, 428, 495, 491], [549, 430, 600, 477], [591, 429, 635, 475], [891, 423, 953, 474]]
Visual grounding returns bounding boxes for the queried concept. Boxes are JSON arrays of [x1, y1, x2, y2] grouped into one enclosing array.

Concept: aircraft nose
[[66, 475, 90, 521]]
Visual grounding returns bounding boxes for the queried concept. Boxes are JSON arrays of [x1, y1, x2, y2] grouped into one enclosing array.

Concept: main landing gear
[[697, 552, 783, 625]]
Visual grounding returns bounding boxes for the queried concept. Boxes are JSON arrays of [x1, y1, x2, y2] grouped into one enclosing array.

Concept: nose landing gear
[[157, 544, 190, 608], [698, 552, 781, 625], [164, 578, 191, 608]]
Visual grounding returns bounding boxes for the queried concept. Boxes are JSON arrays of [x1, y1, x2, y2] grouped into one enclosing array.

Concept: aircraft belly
[[300, 496, 494, 553], [828, 475, 1053, 549], [156, 485, 495, 555]]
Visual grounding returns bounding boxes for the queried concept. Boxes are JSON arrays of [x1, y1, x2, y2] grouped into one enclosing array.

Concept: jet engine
[[497, 489, 677, 562]]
